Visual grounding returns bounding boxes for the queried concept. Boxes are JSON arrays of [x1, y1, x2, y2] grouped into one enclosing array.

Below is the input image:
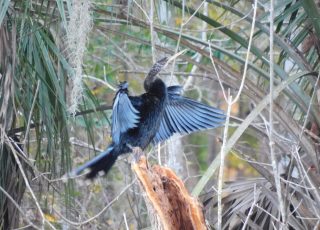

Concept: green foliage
[[1, 0, 320, 229]]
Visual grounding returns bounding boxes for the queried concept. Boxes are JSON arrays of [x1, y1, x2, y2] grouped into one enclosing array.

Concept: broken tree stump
[[132, 155, 207, 230]]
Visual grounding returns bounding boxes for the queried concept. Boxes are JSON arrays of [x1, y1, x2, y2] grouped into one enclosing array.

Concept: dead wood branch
[[132, 155, 206, 230]]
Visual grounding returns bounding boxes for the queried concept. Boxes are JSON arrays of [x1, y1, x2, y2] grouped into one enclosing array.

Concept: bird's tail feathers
[[70, 145, 118, 179]]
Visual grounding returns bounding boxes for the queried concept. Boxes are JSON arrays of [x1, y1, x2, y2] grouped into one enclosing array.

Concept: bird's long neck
[[147, 78, 167, 99], [144, 57, 168, 92], [144, 73, 157, 92]]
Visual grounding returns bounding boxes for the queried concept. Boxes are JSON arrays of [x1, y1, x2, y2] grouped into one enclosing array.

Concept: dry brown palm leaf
[[202, 177, 319, 229]]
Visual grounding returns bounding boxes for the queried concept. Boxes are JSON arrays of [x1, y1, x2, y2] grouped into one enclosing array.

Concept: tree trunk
[[132, 155, 207, 230]]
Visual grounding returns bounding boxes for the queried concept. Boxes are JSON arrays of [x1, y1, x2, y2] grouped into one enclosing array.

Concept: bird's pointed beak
[[163, 49, 188, 68]]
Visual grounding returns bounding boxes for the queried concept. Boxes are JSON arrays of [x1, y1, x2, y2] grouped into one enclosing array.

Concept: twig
[[5, 135, 56, 230], [230, 149, 272, 167], [9, 104, 113, 135], [169, 0, 184, 82], [231, 0, 257, 104], [242, 184, 258, 229], [132, 0, 150, 21], [13, 224, 34, 230], [149, 0, 155, 63], [269, 0, 286, 226], [69, 137, 105, 152], [123, 212, 129, 230], [304, 129, 320, 142], [292, 146, 320, 210], [280, 177, 315, 190], [169, 0, 205, 83], [100, 31, 137, 69], [183, 0, 206, 26], [119, 70, 210, 78], [254, 204, 279, 222], [213, 1, 258, 229], [217, 91, 232, 229], [83, 74, 117, 91], [131, 0, 155, 62], [0, 185, 40, 230], [54, 179, 136, 226], [208, 43, 227, 101], [298, 71, 320, 140]]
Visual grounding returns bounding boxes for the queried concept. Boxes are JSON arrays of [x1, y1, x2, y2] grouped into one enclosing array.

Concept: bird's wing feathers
[[153, 86, 226, 144], [112, 82, 140, 144]]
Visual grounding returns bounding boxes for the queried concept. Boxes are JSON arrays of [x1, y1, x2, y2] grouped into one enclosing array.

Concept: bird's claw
[[127, 144, 143, 162]]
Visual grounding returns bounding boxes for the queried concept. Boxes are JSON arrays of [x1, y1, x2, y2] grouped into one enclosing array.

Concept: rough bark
[[132, 155, 206, 230]]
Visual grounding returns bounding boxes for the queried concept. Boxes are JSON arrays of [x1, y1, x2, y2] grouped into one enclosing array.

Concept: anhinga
[[72, 57, 225, 179]]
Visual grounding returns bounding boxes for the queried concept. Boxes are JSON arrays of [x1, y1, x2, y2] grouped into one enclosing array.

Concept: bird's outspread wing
[[112, 82, 140, 144], [152, 86, 226, 144]]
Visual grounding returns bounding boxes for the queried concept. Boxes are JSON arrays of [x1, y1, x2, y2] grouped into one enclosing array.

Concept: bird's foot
[[132, 147, 142, 155], [127, 144, 143, 162]]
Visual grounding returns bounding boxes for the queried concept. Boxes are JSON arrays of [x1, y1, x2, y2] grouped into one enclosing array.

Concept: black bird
[[72, 57, 225, 179]]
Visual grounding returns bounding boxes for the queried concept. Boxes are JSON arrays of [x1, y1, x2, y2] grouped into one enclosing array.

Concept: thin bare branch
[[269, 0, 286, 226], [54, 179, 136, 226], [217, 91, 232, 229], [242, 184, 258, 229], [0, 185, 40, 230], [5, 135, 56, 230], [231, 0, 257, 104]]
